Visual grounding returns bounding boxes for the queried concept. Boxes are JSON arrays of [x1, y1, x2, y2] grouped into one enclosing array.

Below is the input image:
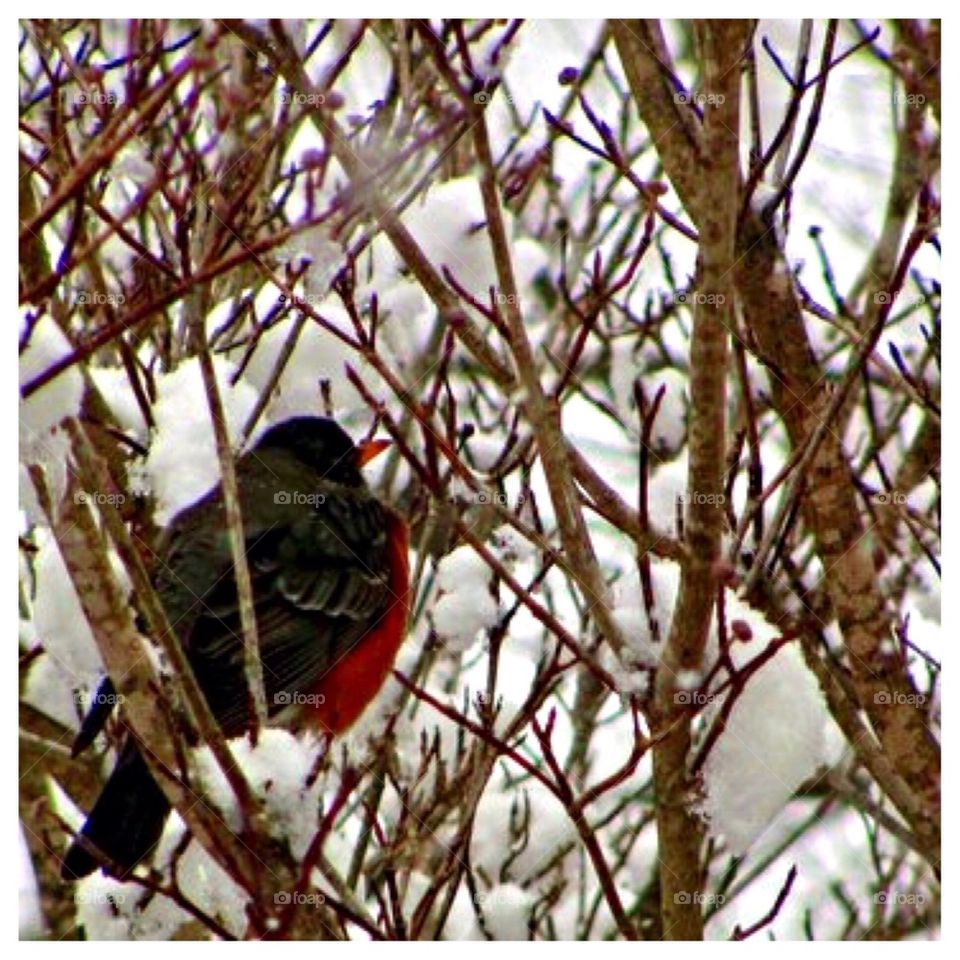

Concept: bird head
[[254, 417, 390, 487]]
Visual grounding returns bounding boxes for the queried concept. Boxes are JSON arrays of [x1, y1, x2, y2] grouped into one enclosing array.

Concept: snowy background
[[19, 18, 940, 940]]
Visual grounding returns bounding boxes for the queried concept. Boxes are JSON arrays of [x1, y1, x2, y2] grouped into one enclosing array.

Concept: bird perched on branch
[[61, 416, 409, 880]]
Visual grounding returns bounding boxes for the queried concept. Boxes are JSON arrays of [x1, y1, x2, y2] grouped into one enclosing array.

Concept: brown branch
[[29, 457, 257, 892], [638, 20, 747, 941]]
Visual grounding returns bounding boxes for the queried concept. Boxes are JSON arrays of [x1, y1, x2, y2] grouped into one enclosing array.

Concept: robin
[[61, 416, 409, 880]]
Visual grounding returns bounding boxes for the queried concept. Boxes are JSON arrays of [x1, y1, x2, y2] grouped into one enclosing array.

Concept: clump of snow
[[436, 545, 493, 593], [609, 347, 688, 453], [471, 781, 577, 883], [89, 366, 150, 438], [608, 557, 831, 855], [698, 593, 829, 855], [20, 315, 84, 524], [490, 525, 536, 566], [491, 20, 602, 122], [193, 729, 324, 860], [676, 667, 703, 691], [20, 315, 84, 440], [430, 546, 500, 653], [235, 299, 390, 427], [462, 432, 509, 473], [476, 883, 535, 940], [151, 841, 248, 939], [70, 837, 248, 940], [432, 583, 499, 653], [73, 873, 138, 940], [372, 177, 548, 322], [646, 453, 688, 536], [135, 356, 259, 524], [30, 531, 112, 677], [24, 528, 132, 730], [24, 643, 91, 734], [900, 609, 940, 705], [609, 562, 679, 679], [394, 177, 496, 298], [375, 278, 435, 361], [274, 228, 342, 303], [18, 825, 44, 939]]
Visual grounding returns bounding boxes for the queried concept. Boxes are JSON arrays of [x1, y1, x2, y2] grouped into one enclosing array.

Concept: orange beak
[[357, 437, 392, 468]]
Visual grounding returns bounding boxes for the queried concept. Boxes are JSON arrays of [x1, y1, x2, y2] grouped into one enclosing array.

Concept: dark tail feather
[[61, 740, 170, 881], [71, 677, 117, 758]]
